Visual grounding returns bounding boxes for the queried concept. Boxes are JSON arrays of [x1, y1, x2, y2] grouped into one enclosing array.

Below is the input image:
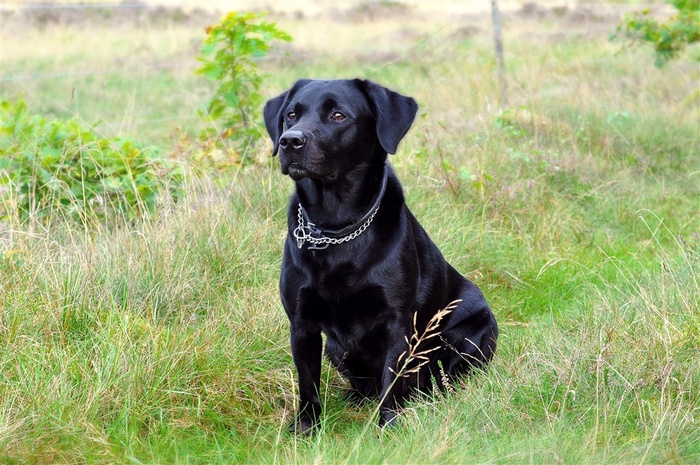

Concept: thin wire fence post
[[491, 0, 508, 108]]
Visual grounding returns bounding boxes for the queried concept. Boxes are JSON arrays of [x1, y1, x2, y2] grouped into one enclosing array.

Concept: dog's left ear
[[263, 79, 314, 156], [361, 80, 418, 154]]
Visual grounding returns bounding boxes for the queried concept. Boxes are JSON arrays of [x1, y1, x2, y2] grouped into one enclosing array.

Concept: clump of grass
[[0, 164, 292, 463]]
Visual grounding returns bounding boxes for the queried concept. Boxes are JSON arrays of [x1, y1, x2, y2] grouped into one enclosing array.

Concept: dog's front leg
[[289, 325, 322, 435], [377, 330, 412, 428]]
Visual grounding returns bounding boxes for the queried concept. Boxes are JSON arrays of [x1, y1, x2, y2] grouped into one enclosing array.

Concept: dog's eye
[[331, 112, 346, 122], [286, 111, 296, 120]]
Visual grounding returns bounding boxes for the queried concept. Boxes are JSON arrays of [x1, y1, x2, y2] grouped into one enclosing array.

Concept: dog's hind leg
[[440, 299, 498, 378]]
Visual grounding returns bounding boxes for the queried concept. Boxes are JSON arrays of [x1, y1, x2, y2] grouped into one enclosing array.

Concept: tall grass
[[1, 3, 699, 464]]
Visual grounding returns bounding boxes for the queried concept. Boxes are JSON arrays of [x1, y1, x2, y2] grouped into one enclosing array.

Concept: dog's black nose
[[279, 130, 306, 151]]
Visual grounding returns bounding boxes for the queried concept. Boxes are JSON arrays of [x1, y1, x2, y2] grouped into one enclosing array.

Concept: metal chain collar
[[293, 202, 381, 250]]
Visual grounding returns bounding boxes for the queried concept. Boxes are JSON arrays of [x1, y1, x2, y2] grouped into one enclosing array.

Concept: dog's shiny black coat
[[264, 79, 498, 434]]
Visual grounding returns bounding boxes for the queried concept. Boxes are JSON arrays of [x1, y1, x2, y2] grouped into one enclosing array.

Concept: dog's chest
[[317, 283, 391, 348], [302, 261, 390, 322]]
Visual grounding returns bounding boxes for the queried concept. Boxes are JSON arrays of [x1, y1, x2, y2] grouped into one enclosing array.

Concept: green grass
[[1, 3, 699, 464]]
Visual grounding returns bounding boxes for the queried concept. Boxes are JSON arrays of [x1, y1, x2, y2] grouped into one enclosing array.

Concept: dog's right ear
[[263, 79, 314, 156]]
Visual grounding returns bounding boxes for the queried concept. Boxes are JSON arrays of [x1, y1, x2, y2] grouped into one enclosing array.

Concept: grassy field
[[1, 1, 699, 464]]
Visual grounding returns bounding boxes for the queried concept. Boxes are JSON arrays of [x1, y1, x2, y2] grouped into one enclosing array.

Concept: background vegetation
[[1, 1, 698, 463], [613, 0, 699, 67]]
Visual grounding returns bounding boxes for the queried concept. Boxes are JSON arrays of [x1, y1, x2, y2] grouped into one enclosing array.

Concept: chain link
[[294, 202, 380, 249]]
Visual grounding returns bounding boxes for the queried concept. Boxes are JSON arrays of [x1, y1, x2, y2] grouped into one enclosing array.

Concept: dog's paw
[[378, 409, 400, 429], [288, 416, 317, 436]]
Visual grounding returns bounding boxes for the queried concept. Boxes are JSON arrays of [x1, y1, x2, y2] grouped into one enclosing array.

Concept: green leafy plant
[[196, 12, 291, 163], [0, 99, 181, 225], [612, 0, 700, 67]]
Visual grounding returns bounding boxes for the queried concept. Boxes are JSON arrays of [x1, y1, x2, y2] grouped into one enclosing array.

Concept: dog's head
[[263, 79, 418, 181]]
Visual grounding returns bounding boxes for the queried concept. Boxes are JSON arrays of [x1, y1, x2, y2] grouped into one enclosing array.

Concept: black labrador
[[264, 79, 498, 434]]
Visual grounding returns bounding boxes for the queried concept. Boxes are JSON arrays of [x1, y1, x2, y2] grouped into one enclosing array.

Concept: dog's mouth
[[284, 162, 310, 181], [282, 161, 337, 182]]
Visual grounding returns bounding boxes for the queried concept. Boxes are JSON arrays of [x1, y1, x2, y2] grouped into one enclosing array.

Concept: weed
[[0, 98, 182, 227], [612, 0, 700, 67], [196, 12, 291, 163]]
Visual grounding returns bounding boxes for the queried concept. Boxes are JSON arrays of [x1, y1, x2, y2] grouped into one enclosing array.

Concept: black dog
[[264, 79, 498, 434]]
